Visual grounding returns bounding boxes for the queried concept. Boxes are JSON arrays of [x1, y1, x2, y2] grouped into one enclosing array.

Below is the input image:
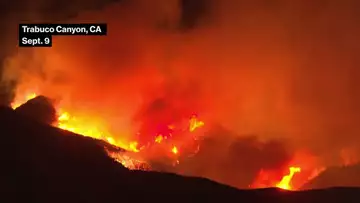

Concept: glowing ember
[[276, 167, 301, 190], [107, 150, 150, 170], [189, 115, 205, 132], [171, 146, 178, 154], [155, 134, 164, 143]]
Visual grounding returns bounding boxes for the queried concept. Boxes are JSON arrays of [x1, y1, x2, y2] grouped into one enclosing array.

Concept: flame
[[107, 150, 150, 170], [11, 91, 323, 190], [56, 109, 140, 153], [11, 92, 328, 190], [276, 167, 301, 190], [11, 92, 37, 109], [106, 137, 116, 145], [155, 134, 164, 143], [10, 92, 205, 171], [171, 146, 178, 154], [129, 141, 140, 152], [189, 115, 205, 132]]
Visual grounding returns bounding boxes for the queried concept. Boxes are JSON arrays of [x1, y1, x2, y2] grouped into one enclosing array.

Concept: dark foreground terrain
[[0, 106, 359, 203]]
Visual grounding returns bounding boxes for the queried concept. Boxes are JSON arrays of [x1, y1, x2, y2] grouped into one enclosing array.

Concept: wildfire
[[56, 110, 204, 169], [11, 91, 330, 191], [11, 92, 37, 109], [189, 115, 205, 132], [10, 92, 205, 171], [171, 146, 178, 154], [251, 165, 304, 190], [276, 167, 301, 190], [155, 134, 164, 143], [107, 150, 150, 170], [56, 109, 140, 153], [11, 91, 328, 191]]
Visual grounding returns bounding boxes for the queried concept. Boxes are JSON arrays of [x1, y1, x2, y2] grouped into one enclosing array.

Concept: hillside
[[0, 106, 359, 202]]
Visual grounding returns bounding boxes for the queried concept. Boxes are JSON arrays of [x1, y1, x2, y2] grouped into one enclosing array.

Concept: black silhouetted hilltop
[[0, 106, 243, 202], [1, 106, 360, 203]]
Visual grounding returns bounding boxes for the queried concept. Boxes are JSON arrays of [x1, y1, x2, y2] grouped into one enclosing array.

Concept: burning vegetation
[[10, 92, 321, 191], [10, 91, 309, 190], [2, 0, 360, 192], [11, 92, 207, 171]]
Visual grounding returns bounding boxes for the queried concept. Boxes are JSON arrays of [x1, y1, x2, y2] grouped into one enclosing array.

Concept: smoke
[[170, 125, 292, 188], [0, 0, 125, 104], [2, 0, 360, 188]]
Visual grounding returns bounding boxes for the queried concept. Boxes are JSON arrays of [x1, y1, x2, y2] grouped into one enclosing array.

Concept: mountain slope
[[1, 106, 360, 203]]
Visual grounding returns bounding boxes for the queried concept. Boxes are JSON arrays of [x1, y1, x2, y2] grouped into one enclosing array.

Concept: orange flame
[[56, 109, 140, 153], [155, 134, 164, 143], [189, 115, 204, 132], [171, 146, 178, 154], [276, 167, 301, 190], [10, 92, 205, 171], [11, 92, 37, 109], [107, 151, 150, 170]]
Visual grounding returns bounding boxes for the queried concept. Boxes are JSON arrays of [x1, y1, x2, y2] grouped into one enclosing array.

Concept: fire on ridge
[[11, 92, 307, 191], [10, 92, 205, 169]]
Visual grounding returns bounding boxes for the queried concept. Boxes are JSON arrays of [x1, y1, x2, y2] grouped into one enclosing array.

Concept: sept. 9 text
[[19, 35, 52, 47]]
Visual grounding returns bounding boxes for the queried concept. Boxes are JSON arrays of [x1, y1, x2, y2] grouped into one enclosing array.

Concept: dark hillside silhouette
[[0, 106, 360, 202]]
